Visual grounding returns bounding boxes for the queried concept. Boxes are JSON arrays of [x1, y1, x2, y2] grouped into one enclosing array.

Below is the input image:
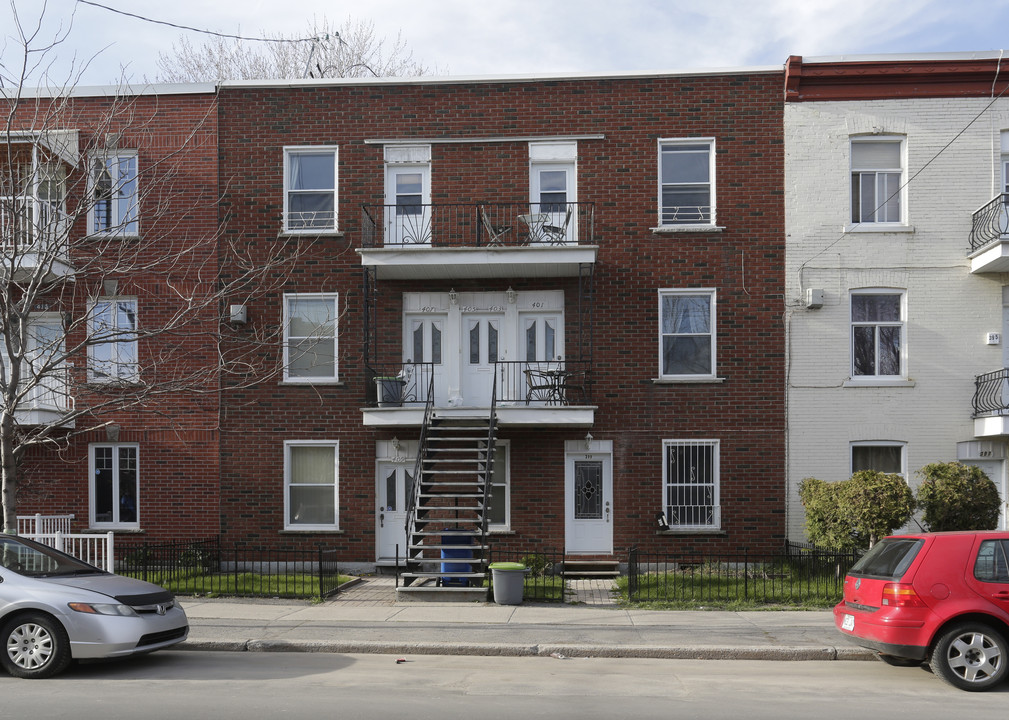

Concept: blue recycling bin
[[440, 532, 473, 587]]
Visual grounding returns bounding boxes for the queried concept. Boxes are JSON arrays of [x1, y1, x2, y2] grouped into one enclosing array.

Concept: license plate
[[841, 614, 854, 631]]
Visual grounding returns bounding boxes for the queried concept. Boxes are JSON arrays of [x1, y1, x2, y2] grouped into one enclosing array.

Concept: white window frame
[[851, 441, 907, 480], [850, 136, 905, 226], [89, 443, 140, 529], [658, 288, 717, 379], [284, 440, 339, 531], [283, 293, 339, 383], [850, 289, 905, 381], [487, 441, 511, 531], [283, 146, 338, 233], [662, 439, 721, 530], [658, 138, 716, 227], [88, 297, 139, 384], [87, 151, 139, 236]]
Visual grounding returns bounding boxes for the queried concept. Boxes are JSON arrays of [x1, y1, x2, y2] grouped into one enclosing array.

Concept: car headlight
[[68, 602, 138, 617]]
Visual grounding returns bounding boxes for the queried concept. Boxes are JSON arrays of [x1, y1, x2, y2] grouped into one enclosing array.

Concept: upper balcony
[[357, 201, 597, 281], [12, 364, 75, 427], [0, 197, 74, 280], [968, 194, 1009, 273]]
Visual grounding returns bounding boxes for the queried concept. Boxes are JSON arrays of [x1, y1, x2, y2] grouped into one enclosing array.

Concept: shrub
[[799, 471, 914, 550], [916, 462, 1000, 532]]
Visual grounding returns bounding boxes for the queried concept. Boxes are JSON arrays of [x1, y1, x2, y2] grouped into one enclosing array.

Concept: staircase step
[[396, 585, 489, 603], [561, 560, 621, 579]]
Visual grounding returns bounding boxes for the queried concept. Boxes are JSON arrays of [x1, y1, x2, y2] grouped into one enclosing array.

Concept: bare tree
[[0, 5, 318, 533], [155, 16, 434, 82]]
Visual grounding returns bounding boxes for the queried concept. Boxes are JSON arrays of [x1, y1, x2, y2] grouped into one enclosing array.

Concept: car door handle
[[993, 591, 1009, 600]]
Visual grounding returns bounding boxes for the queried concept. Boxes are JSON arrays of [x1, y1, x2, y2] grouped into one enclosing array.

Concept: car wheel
[[1, 613, 72, 679], [929, 622, 1009, 692], [877, 653, 922, 667]]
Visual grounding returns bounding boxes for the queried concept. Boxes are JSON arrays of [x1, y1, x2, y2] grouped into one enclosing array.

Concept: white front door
[[376, 462, 414, 561], [565, 450, 613, 554], [386, 165, 431, 245], [530, 163, 574, 243], [462, 314, 502, 406], [406, 315, 446, 405]]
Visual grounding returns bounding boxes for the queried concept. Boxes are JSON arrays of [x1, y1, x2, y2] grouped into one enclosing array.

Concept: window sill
[[281, 529, 344, 534], [86, 527, 142, 533], [843, 223, 914, 234], [281, 379, 345, 386], [85, 233, 141, 240], [652, 225, 724, 234], [488, 529, 515, 535], [843, 378, 916, 388], [280, 230, 345, 238], [657, 528, 726, 536], [653, 377, 726, 384]]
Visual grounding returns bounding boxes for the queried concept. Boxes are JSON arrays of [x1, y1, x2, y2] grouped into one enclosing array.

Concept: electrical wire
[[75, 0, 321, 44]]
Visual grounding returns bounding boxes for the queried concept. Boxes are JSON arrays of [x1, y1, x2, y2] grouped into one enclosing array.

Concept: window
[[851, 442, 906, 478], [89, 153, 138, 235], [659, 139, 715, 226], [89, 298, 138, 383], [285, 441, 338, 530], [659, 289, 716, 378], [487, 443, 510, 530], [284, 293, 338, 382], [851, 291, 904, 378], [663, 439, 720, 529], [850, 138, 904, 224], [90, 444, 139, 528], [284, 147, 338, 232]]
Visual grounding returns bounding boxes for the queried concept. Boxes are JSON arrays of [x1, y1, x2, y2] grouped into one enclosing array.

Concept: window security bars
[[625, 544, 862, 604], [114, 537, 342, 599]]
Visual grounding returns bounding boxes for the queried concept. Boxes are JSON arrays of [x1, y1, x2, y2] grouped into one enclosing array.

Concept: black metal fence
[[626, 542, 862, 605], [115, 537, 342, 600]]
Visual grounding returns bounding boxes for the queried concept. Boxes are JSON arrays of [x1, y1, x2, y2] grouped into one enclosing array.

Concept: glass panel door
[[386, 166, 431, 245], [530, 163, 574, 244], [406, 316, 445, 405], [462, 314, 501, 406]]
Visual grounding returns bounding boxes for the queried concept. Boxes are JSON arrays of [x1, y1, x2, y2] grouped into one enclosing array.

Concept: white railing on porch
[[17, 513, 74, 535], [25, 531, 115, 572]]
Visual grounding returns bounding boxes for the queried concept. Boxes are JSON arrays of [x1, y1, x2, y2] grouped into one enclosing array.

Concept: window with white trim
[[283, 293, 338, 382], [285, 440, 339, 530], [851, 290, 904, 378], [487, 443, 510, 530], [90, 443, 139, 528], [284, 147, 338, 232], [851, 441, 906, 479], [88, 152, 138, 235], [88, 298, 138, 383], [659, 289, 716, 378], [850, 137, 904, 224], [659, 139, 715, 226], [663, 439, 720, 529]]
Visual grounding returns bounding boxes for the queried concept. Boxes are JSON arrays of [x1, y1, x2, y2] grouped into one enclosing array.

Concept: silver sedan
[[1, 534, 188, 678]]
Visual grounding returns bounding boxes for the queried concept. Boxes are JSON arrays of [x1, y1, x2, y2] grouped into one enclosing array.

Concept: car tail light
[[882, 583, 927, 608]]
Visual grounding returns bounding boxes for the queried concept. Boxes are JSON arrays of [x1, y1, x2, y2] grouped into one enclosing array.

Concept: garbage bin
[[440, 532, 473, 587], [488, 561, 528, 605]]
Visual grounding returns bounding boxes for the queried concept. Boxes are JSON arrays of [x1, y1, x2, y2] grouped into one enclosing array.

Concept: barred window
[[663, 439, 720, 529]]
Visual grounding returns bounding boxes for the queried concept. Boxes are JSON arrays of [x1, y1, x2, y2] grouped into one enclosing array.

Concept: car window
[[849, 538, 923, 579], [0, 535, 101, 577], [974, 540, 1009, 583]]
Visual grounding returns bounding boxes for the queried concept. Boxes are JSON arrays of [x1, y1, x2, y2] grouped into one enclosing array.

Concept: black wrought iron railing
[[361, 201, 594, 249], [625, 543, 862, 605], [973, 368, 1009, 417], [969, 194, 1009, 253]]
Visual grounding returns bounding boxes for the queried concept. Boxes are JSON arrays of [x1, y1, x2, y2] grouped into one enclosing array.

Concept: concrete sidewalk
[[179, 575, 873, 662]]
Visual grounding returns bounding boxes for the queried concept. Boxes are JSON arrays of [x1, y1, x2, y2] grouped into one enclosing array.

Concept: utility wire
[[75, 0, 321, 44]]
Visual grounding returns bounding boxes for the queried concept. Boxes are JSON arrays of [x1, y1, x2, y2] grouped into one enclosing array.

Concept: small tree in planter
[[916, 462, 1000, 532]]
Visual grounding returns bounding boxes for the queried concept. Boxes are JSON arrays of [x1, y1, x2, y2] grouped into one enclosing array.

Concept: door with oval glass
[[565, 451, 613, 554]]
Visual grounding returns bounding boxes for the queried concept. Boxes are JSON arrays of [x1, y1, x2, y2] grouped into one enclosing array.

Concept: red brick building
[[215, 67, 786, 578]]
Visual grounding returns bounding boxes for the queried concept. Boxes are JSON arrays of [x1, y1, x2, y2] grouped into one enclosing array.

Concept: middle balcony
[[357, 201, 597, 280]]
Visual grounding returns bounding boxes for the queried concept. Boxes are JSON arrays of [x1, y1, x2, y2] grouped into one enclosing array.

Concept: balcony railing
[[361, 202, 594, 249], [973, 368, 1009, 417], [0, 196, 70, 254], [969, 194, 1009, 253], [366, 359, 592, 407]]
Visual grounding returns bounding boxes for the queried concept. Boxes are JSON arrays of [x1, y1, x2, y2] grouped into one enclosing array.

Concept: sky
[[3, 0, 1009, 87]]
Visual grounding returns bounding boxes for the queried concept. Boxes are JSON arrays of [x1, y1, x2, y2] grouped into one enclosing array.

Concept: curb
[[179, 639, 878, 662]]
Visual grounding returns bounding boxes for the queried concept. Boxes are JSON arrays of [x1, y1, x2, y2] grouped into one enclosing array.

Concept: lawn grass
[[118, 569, 356, 600], [615, 570, 843, 610]]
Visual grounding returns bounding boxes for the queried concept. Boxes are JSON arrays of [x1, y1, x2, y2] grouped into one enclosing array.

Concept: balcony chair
[[540, 207, 572, 245], [479, 206, 511, 245]]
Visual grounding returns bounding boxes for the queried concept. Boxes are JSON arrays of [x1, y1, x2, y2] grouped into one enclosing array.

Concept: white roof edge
[[799, 50, 1007, 64], [217, 64, 784, 90], [6, 82, 217, 99]]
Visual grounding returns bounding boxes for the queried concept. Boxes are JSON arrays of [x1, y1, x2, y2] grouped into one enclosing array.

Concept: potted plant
[[374, 376, 406, 407]]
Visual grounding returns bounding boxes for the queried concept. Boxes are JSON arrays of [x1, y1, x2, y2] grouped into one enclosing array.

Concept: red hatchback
[[834, 531, 1009, 691]]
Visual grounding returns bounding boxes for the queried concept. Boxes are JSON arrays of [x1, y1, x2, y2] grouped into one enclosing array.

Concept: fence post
[[744, 548, 749, 601], [34, 513, 42, 534], [106, 531, 115, 572], [54, 530, 63, 555]]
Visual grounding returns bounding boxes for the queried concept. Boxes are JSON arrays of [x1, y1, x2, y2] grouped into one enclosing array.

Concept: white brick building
[[783, 54, 1009, 539]]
